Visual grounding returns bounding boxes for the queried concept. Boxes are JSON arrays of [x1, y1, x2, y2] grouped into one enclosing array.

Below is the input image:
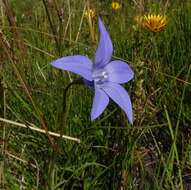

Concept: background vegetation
[[0, 0, 191, 189]]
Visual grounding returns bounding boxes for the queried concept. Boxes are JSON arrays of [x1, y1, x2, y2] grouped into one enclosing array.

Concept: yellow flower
[[84, 8, 96, 19], [141, 14, 168, 33], [111, 2, 121, 11]]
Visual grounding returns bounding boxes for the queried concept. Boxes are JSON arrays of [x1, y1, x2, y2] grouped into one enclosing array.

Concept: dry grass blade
[[0, 118, 80, 143]]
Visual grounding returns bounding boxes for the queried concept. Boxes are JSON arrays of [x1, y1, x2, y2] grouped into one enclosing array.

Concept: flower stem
[[59, 78, 84, 136]]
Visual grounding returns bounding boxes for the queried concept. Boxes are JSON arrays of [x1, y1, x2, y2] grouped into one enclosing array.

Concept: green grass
[[0, 0, 191, 189]]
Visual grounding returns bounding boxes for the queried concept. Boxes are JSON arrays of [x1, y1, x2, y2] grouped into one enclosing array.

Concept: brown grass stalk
[[0, 30, 60, 152], [2, 0, 26, 59]]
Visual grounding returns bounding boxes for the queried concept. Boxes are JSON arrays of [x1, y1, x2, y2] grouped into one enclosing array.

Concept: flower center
[[92, 70, 109, 85]]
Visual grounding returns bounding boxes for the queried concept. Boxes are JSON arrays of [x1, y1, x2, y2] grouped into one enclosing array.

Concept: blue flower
[[51, 17, 134, 124]]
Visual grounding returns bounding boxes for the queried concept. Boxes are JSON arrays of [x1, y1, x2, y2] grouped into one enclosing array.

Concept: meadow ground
[[0, 0, 191, 189]]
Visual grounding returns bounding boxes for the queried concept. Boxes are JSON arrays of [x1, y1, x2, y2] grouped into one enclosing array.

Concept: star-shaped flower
[[51, 17, 134, 124]]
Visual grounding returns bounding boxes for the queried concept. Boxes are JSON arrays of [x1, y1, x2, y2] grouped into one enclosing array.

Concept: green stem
[[58, 78, 84, 138]]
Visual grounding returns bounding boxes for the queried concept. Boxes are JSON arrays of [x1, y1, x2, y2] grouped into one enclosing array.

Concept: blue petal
[[94, 17, 113, 69], [105, 60, 134, 84], [91, 87, 109, 120], [101, 82, 133, 124], [51, 55, 93, 81]]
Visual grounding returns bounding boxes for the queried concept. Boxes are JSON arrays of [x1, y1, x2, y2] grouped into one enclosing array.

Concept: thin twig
[[0, 118, 80, 143]]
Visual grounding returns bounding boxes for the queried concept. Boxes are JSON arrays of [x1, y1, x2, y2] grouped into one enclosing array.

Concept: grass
[[0, 0, 191, 189]]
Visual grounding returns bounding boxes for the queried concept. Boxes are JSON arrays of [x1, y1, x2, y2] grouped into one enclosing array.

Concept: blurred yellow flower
[[141, 14, 168, 32], [84, 8, 96, 19], [111, 2, 121, 11]]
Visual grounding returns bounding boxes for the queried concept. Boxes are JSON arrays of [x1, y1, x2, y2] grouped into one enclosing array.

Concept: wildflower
[[51, 17, 134, 124], [111, 1, 121, 11], [141, 14, 168, 32], [84, 8, 96, 19]]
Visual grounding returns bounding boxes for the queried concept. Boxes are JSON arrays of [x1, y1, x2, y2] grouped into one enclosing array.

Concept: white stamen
[[92, 70, 109, 84]]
